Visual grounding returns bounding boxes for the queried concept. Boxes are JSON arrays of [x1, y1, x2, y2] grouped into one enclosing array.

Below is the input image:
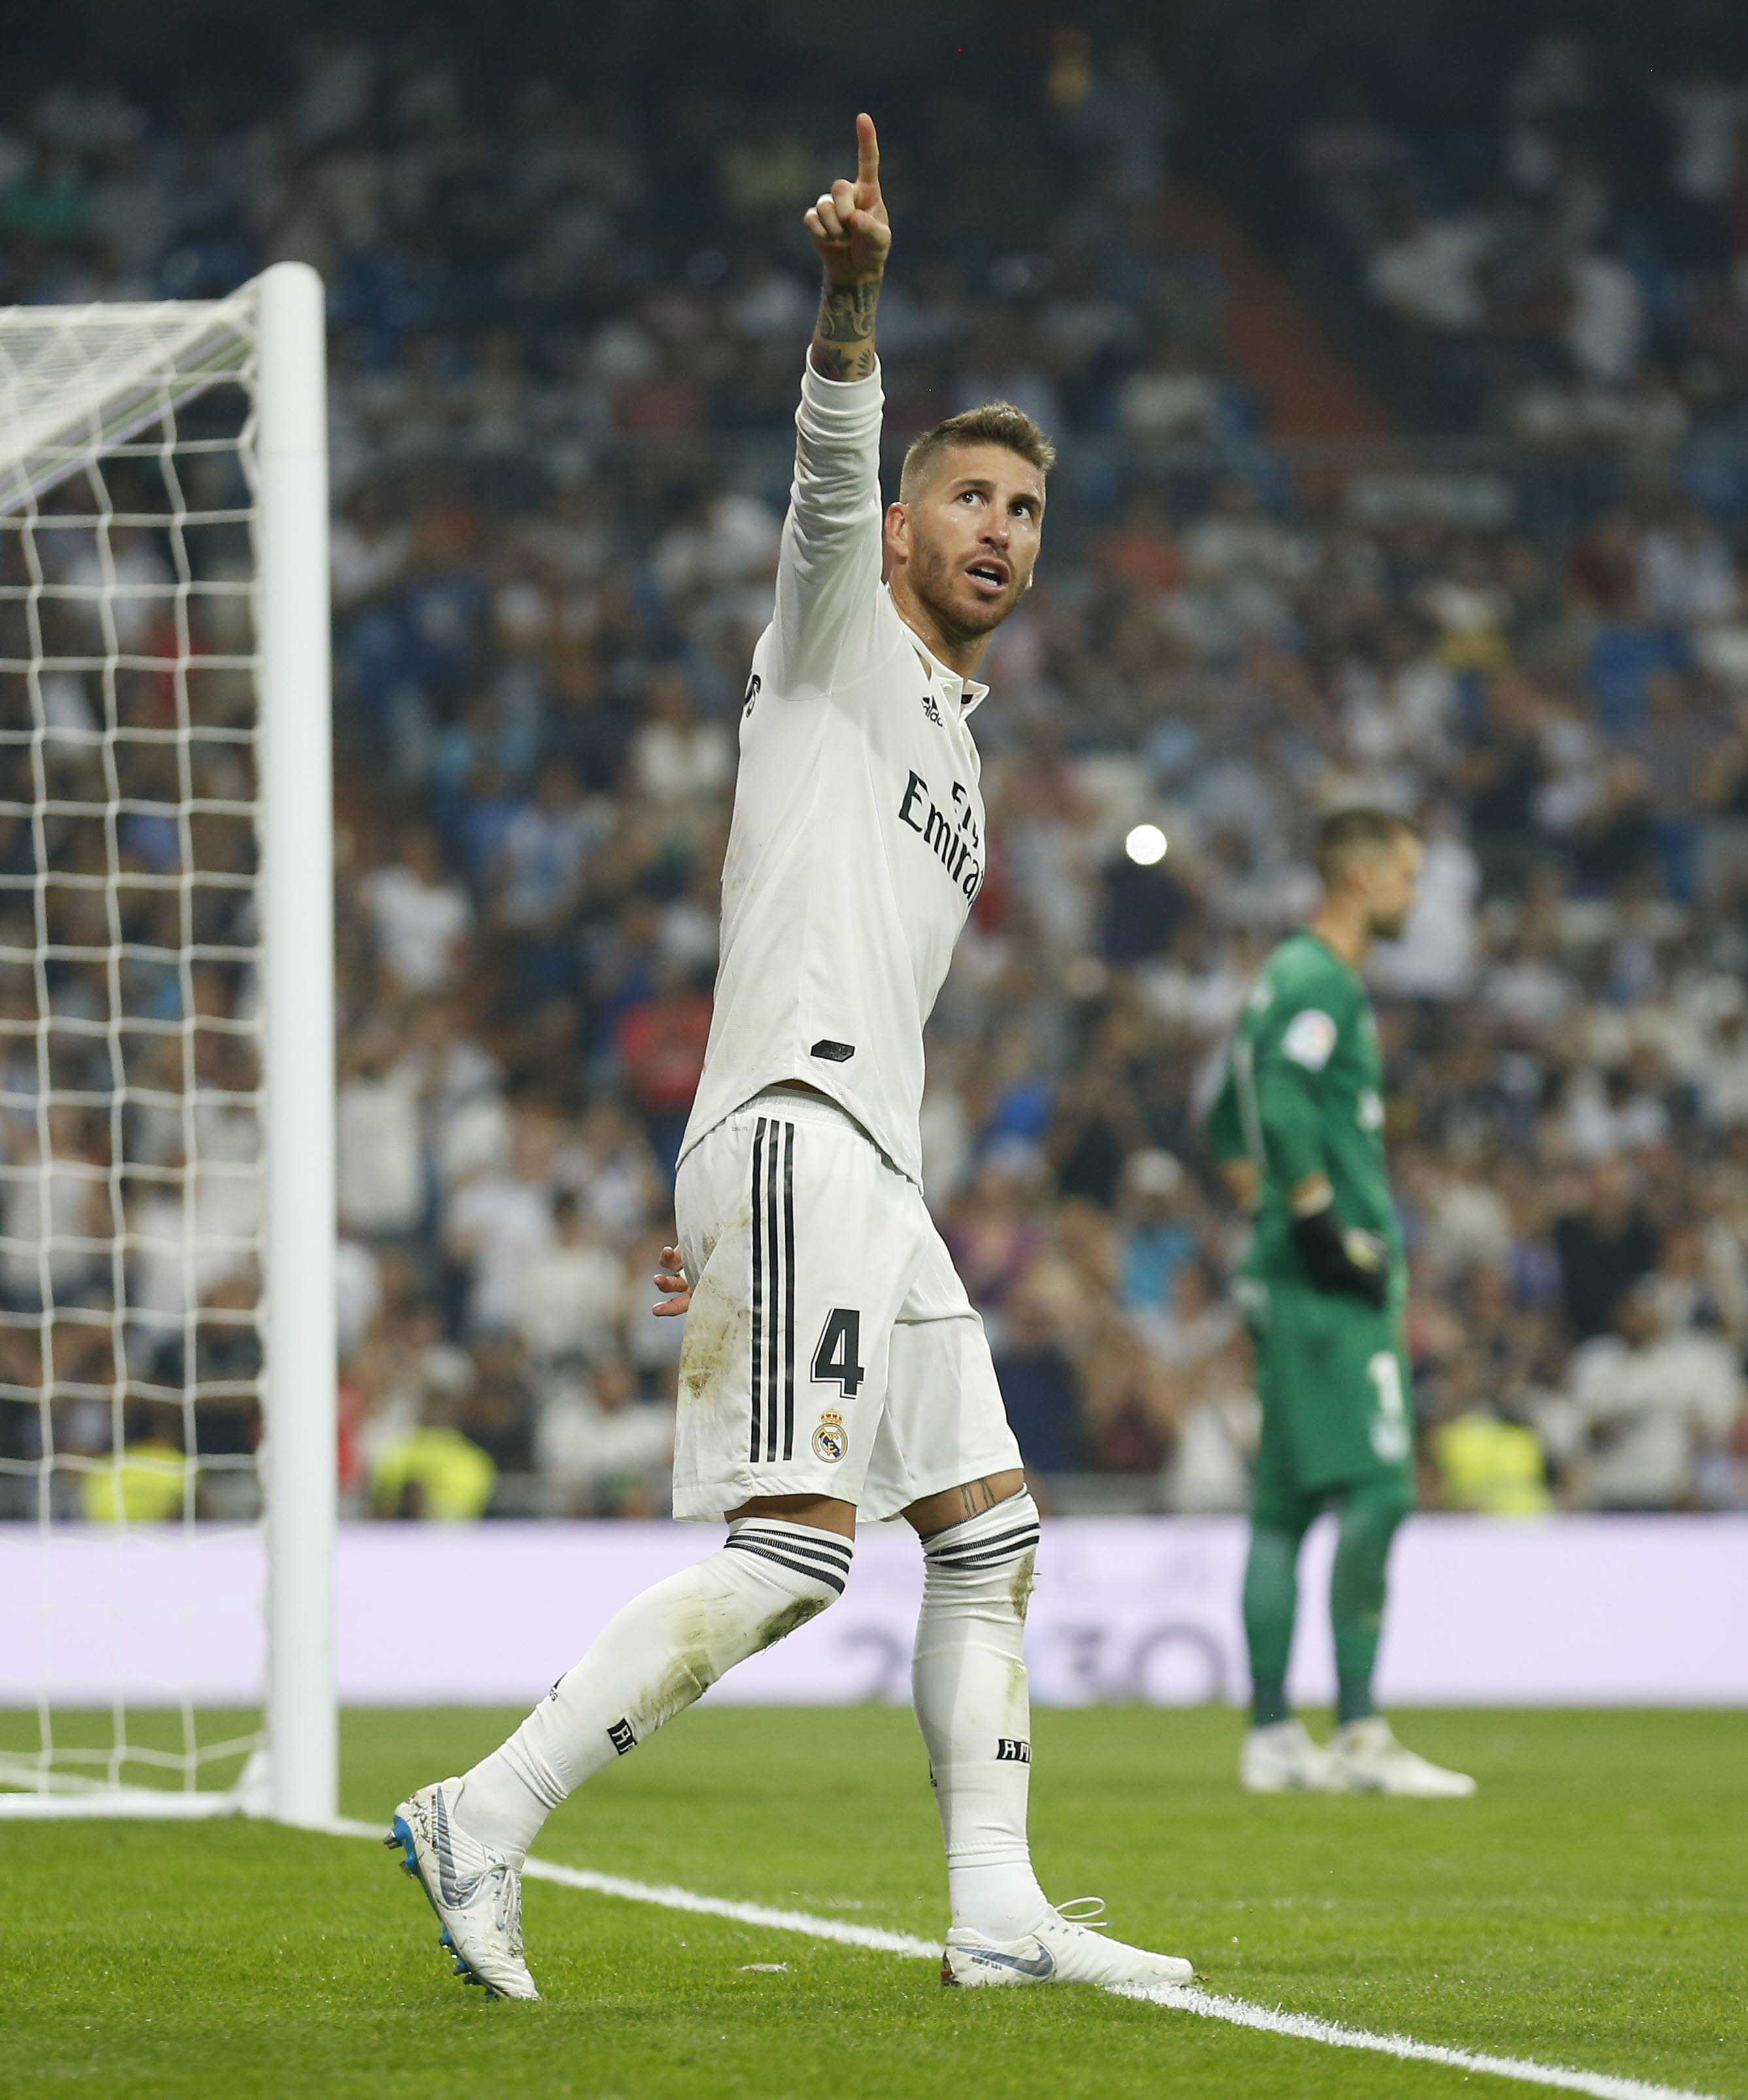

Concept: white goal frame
[[0, 262, 336, 1827]]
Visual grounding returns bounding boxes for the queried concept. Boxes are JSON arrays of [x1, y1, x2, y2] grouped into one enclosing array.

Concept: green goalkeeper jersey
[[1207, 928, 1402, 1290]]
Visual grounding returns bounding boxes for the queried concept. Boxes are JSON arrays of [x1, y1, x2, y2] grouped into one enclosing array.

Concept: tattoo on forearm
[[810, 277, 880, 381]]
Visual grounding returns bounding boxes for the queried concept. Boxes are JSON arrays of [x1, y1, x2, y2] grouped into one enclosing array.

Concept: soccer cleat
[[942, 1899, 1193, 1989], [1324, 1717, 1477, 1798], [1240, 1718, 1337, 1793], [386, 1779, 541, 2000]]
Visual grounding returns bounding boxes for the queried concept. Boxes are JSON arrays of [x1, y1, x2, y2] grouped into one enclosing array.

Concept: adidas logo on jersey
[[920, 690, 944, 726]]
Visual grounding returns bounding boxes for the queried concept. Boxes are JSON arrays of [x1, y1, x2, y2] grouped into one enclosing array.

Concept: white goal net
[[0, 267, 336, 1823]]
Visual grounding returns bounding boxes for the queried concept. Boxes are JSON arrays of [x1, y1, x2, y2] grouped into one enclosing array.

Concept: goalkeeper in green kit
[[1208, 810, 1475, 1798]]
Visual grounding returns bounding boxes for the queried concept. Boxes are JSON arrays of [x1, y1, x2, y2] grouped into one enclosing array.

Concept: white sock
[[452, 1518, 851, 1860], [912, 1489, 1050, 1940]]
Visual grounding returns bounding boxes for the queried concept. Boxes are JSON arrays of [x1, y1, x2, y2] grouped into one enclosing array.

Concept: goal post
[[0, 262, 337, 1825], [256, 263, 338, 1831]]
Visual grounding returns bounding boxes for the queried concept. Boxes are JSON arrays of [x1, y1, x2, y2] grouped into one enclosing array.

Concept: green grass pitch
[[5, 1706, 1744, 2099]]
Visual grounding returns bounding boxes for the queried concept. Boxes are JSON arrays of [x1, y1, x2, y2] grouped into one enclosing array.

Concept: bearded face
[[887, 443, 1044, 646]]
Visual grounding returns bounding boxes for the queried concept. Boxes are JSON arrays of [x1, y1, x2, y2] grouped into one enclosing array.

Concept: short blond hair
[[899, 402, 1056, 500]]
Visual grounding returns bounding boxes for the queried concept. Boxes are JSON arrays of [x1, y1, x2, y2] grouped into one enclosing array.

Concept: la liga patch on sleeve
[[1281, 1008, 1338, 1071]]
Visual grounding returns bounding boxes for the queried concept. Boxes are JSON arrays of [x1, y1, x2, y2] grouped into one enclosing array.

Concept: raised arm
[[770, 114, 893, 689], [805, 113, 890, 379]]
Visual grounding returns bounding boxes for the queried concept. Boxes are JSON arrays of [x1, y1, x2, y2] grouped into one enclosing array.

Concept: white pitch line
[[1112, 1983, 1721, 2100], [522, 1855, 939, 1958], [333, 1817, 1721, 2100], [333, 1816, 936, 1956]]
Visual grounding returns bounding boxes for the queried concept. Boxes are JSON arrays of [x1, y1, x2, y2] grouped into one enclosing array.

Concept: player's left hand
[[652, 1245, 692, 1318]]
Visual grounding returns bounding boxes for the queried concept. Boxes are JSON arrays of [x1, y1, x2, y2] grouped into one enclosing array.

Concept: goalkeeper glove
[[1290, 1200, 1389, 1307]]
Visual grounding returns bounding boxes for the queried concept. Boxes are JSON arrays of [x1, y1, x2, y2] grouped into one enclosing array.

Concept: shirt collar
[[888, 587, 990, 715], [1301, 924, 1363, 984]]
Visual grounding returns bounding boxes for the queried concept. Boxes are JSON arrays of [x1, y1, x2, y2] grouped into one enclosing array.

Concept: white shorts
[[672, 1088, 1021, 1523]]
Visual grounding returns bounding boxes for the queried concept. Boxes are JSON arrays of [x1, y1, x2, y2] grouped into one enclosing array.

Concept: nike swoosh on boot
[[963, 1942, 1056, 1979]]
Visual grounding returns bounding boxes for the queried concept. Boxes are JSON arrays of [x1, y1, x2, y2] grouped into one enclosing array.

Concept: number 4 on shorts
[[812, 1308, 866, 1398]]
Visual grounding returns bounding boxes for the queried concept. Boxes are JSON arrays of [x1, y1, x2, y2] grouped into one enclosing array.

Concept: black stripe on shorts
[[749, 1118, 766, 1464], [748, 1117, 798, 1465]]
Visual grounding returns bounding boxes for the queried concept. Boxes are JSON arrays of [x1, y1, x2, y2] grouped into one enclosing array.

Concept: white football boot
[[1240, 1718, 1336, 1793], [1325, 1717, 1476, 1798], [942, 1899, 1193, 1989], [386, 1779, 541, 2000]]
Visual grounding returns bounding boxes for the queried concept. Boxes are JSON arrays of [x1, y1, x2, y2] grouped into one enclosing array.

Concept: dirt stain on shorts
[[678, 1258, 747, 1419]]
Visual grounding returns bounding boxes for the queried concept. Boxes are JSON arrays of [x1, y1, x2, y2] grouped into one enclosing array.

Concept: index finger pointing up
[[855, 111, 880, 190]]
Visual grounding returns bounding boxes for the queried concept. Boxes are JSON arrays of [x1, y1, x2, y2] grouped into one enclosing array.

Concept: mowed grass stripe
[[351, 1706, 1747, 2095], [334, 1814, 1724, 2100], [10, 1706, 1741, 2098]]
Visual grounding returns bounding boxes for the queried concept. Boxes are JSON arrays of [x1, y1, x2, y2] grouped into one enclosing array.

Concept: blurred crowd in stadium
[[1296, 27, 1748, 441], [4, 16, 1748, 1520]]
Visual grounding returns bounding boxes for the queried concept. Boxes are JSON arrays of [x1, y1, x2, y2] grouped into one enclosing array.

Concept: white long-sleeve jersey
[[678, 358, 988, 1188]]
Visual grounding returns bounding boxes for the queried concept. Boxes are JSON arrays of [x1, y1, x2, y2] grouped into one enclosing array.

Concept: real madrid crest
[[812, 1409, 848, 1463]]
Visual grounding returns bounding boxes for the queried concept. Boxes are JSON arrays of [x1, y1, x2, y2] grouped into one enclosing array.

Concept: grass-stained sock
[[454, 1519, 851, 1859]]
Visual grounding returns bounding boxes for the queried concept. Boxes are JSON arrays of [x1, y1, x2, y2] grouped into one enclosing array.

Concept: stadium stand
[[2, 10, 1745, 1523]]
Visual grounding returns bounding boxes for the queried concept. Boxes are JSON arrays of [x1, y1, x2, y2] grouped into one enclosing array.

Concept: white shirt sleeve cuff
[[799, 354, 883, 407]]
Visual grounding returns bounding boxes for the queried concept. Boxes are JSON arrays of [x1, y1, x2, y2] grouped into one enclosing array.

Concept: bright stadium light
[[1125, 823, 1168, 866]]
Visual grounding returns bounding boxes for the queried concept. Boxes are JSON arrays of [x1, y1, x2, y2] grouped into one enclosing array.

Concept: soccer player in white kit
[[388, 114, 1193, 2002]]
